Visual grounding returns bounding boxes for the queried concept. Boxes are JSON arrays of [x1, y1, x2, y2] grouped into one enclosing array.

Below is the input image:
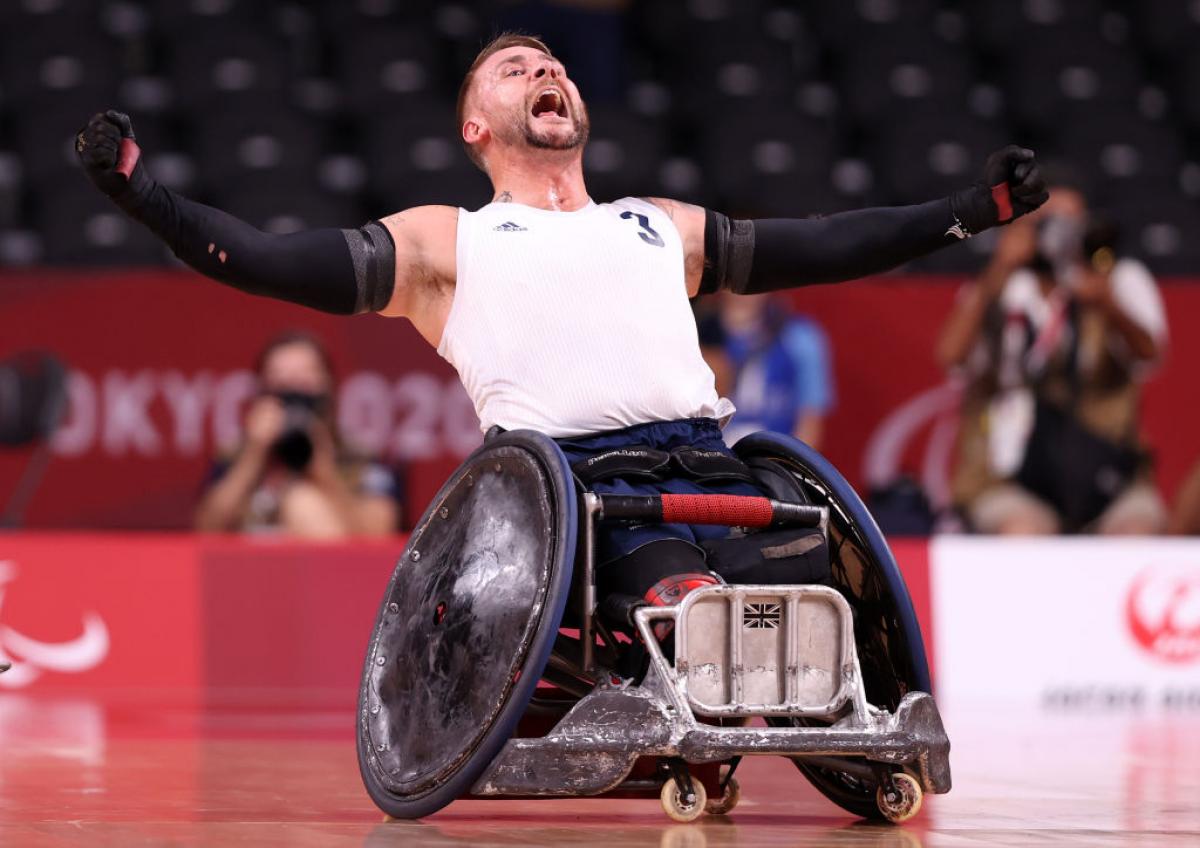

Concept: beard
[[523, 111, 590, 151], [496, 99, 590, 152]]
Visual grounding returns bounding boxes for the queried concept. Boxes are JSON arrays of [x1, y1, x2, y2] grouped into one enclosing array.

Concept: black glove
[[75, 110, 152, 202], [949, 145, 1049, 238]]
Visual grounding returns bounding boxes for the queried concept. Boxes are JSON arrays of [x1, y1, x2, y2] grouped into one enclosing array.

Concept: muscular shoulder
[[379, 204, 458, 250], [643, 197, 705, 236], [643, 197, 707, 295], [376, 205, 457, 322]]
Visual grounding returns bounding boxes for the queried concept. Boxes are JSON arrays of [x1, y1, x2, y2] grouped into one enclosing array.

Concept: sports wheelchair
[[357, 430, 950, 823]]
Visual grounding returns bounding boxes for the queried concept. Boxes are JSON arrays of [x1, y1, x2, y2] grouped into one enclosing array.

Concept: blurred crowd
[[702, 180, 1200, 538]]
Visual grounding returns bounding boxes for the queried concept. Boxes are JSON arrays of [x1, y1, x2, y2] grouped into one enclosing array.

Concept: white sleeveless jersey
[[438, 197, 734, 437]]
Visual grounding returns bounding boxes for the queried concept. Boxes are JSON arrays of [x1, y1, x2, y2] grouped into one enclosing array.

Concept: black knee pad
[[597, 539, 712, 600], [701, 527, 831, 585]]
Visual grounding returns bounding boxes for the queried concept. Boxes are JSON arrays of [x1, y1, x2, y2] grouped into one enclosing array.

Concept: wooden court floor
[[1, 694, 1197, 847]]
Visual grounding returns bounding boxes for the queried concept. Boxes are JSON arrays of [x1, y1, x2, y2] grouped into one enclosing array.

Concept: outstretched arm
[[76, 110, 439, 317], [652, 147, 1048, 298]]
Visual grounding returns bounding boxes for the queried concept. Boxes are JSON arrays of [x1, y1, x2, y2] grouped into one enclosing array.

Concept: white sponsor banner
[[931, 537, 1200, 714]]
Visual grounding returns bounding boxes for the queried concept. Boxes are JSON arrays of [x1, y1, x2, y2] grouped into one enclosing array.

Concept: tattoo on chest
[[496, 191, 512, 203]]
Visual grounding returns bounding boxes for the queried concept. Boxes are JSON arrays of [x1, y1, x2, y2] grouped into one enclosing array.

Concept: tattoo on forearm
[[496, 191, 512, 203]]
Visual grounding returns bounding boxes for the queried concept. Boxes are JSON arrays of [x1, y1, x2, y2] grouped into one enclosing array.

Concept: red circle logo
[[1125, 567, 1200, 664]]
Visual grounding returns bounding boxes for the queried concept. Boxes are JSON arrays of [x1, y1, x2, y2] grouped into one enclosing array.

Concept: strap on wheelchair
[[670, 448, 757, 484], [571, 447, 670, 486], [571, 445, 757, 487]]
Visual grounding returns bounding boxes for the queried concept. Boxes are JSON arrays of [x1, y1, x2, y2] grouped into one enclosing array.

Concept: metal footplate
[[676, 585, 866, 719], [471, 585, 951, 821]]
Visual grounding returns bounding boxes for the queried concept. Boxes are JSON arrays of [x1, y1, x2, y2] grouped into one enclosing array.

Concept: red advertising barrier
[[197, 538, 403, 704], [0, 534, 935, 703], [0, 535, 202, 693], [2, 271, 1198, 529], [0, 534, 404, 704]]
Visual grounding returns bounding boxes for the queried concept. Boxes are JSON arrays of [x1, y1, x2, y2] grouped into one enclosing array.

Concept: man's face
[[260, 343, 332, 398], [466, 46, 590, 160], [1038, 186, 1087, 223]]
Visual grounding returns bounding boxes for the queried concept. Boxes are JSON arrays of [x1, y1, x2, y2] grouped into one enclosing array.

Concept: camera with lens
[[270, 390, 329, 472], [1081, 215, 1119, 274], [1031, 213, 1120, 279]]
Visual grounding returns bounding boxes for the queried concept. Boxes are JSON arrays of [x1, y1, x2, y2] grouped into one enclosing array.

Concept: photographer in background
[[937, 186, 1168, 535], [194, 332, 401, 538]]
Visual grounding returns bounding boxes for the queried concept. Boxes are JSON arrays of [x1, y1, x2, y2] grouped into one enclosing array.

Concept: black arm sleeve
[[114, 179, 395, 315], [699, 199, 962, 296]]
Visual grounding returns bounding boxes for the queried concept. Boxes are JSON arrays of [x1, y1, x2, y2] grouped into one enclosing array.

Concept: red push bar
[[596, 493, 825, 528]]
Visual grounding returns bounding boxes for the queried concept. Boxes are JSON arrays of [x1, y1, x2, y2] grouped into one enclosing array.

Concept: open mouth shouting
[[531, 87, 569, 121]]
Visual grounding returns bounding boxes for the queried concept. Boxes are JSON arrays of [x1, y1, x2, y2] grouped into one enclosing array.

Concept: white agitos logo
[[0, 560, 110, 688], [862, 381, 964, 510]]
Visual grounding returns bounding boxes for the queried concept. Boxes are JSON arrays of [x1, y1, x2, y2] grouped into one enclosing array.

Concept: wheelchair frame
[[358, 429, 951, 824], [470, 491, 950, 823]]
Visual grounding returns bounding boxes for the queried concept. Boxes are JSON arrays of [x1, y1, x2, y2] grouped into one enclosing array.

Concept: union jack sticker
[[743, 602, 782, 629]]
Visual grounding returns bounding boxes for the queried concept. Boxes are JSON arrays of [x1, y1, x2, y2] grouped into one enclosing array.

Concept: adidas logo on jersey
[[493, 221, 528, 232]]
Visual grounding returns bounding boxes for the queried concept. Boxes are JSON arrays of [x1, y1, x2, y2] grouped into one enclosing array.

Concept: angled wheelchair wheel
[[734, 432, 931, 821], [357, 431, 577, 820]]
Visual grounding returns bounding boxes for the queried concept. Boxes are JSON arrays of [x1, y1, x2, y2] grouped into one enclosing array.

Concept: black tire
[[735, 432, 932, 821], [356, 431, 577, 819]]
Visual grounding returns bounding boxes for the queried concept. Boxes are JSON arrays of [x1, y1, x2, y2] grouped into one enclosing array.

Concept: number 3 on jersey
[[620, 211, 665, 248]]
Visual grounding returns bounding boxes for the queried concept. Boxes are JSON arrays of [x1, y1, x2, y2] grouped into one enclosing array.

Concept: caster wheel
[[704, 775, 741, 815], [660, 776, 707, 823], [876, 772, 922, 823]]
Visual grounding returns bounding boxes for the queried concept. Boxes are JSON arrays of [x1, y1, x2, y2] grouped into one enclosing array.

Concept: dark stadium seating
[[837, 36, 975, 126], [1134, 0, 1200, 61], [872, 115, 1009, 205], [212, 178, 366, 233], [580, 105, 668, 203], [331, 24, 443, 118], [33, 174, 167, 265], [0, 0, 1196, 274], [188, 103, 325, 187]]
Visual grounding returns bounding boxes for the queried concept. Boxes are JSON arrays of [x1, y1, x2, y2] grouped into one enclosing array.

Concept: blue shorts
[[555, 418, 764, 565]]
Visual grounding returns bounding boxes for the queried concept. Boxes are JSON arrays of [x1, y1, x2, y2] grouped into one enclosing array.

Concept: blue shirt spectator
[[720, 295, 835, 448]]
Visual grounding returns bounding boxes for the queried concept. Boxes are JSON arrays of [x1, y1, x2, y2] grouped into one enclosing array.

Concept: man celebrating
[[76, 34, 1046, 609]]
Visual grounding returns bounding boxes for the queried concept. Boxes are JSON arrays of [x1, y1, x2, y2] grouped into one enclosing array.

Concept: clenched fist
[[76, 109, 146, 198], [949, 145, 1049, 238], [979, 145, 1050, 223]]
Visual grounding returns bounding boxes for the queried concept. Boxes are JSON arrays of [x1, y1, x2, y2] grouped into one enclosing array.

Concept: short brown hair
[[456, 32, 553, 171], [255, 330, 336, 387]]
